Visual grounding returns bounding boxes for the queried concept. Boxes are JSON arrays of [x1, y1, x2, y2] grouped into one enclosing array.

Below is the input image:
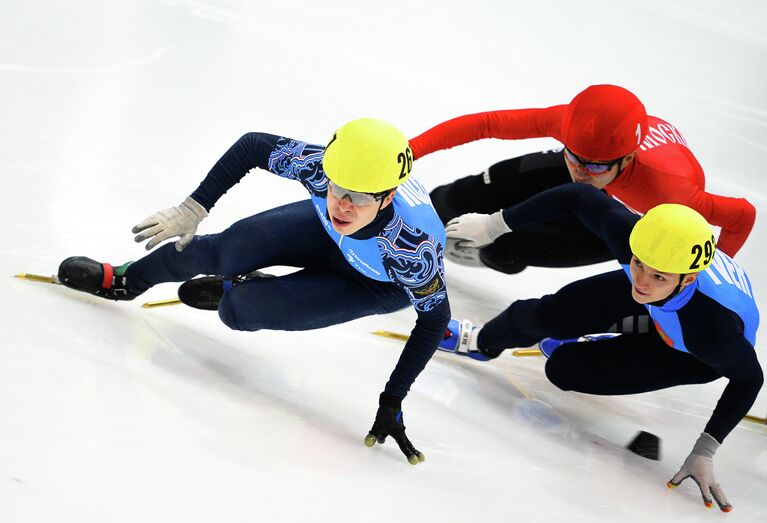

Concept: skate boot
[[178, 270, 274, 311], [538, 333, 620, 358], [437, 319, 493, 361], [58, 256, 138, 301]]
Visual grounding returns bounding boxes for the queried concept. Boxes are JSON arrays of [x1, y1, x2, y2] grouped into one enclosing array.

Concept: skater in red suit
[[411, 85, 755, 273]]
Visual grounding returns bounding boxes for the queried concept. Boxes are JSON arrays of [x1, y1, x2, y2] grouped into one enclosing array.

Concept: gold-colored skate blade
[[511, 348, 543, 357], [141, 298, 182, 308], [371, 330, 410, 342], [14, 273, 60, 284], [372, 330, 542, 357], [17, 273, 181, 308], [743, 414, 767, 425]]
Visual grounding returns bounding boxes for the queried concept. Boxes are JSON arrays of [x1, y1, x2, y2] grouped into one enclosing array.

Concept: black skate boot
[[58, 256, 138, 301], [177, 270, 274, 311]]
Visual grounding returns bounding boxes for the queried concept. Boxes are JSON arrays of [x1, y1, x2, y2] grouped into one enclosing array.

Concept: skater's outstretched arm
[[190, 132, 326, 210], [134, 132, 326, 251], [409, 106, 566, 160], [366, 298, 450, 465], [446, 183, 638, 264]]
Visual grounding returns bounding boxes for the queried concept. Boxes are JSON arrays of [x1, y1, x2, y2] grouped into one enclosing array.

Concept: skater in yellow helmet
[[58, 118, 449, 465], [443, 184, 760, 512]]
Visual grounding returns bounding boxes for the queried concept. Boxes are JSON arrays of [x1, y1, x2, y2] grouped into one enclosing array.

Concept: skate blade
[[14, 273, 60, 284], [373, 330, 542, 356], [511, 348, 542, 357], [371, 330, 410, 342], [142, 298, 182, 308]]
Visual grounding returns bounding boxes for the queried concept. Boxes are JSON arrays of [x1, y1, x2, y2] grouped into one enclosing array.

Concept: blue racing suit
[[478, 183, 761, 444], [125, 133, 451, 399]]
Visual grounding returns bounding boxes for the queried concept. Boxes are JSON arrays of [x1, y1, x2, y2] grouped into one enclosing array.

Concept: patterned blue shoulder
[[267, 138, 327, 197], [377, 214, 447, 313]]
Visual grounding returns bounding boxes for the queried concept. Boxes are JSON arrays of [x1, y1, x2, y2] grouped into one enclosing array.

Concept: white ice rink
[[2, 1, 766, 521]]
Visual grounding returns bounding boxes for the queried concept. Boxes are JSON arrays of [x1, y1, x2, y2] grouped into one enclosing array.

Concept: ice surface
[[1, 1, 766, 521]]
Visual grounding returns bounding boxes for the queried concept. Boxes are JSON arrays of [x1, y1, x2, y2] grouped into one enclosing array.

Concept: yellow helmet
[[323, 118, 413, 193], [629, 204, 716, 273]]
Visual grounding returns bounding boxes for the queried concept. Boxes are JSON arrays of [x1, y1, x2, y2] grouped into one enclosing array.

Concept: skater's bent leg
[[545, 332, 721, 394], [125, 200, 333, 294], [429, 150, 571, 224], [478, 270, 646, 354], [218, 268, 410, 332], [429, 172, 502, 224], [479, 218, 613, 274]]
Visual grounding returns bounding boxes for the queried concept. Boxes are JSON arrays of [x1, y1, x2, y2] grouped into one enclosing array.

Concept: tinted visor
[[564, 148, 624, 175], [327, 180, 390, 206]]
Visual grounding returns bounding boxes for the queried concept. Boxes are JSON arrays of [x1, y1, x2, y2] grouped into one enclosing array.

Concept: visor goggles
[[564, 147, 624, 175], [327, 180, 391, 206]]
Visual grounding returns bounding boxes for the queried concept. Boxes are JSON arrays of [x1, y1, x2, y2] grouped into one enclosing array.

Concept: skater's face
[[629, 255, 697, 304], [326, 187, 397, 235], [563, 149, 636, 189]]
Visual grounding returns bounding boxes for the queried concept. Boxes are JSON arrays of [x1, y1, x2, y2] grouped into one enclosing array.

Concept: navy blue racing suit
[[478, 183, 762, 444], [124, 133, 451, 399]]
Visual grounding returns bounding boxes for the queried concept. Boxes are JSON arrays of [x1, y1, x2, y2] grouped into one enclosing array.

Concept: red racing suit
[[410, 107, 755, 256]]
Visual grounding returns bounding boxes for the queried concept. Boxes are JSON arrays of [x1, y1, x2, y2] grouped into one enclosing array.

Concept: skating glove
[[444, 237, 484, 267], [364, 392, 425, 465], [132, 196, 208, 251], [445, 211, 511, 248], [667, 432, 732, 512]]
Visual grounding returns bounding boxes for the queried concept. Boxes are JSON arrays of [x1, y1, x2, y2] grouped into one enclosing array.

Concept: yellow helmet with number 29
[[629, 204, 716, 274]]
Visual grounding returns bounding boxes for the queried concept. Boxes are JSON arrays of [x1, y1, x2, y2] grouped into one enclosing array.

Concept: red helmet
[[561, 85, 647, 160]]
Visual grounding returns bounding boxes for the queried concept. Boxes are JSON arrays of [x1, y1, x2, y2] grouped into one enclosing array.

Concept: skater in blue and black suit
[[58, 119, 451, 465], [442, 183, 761, 512]]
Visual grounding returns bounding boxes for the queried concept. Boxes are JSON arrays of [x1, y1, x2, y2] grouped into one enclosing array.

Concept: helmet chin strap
[[350, 196, 395, 240], [649, 274, 686, 306], [375, 189, 395, 215], [670, 273, 686, 298], [613, 152, 636, 180]]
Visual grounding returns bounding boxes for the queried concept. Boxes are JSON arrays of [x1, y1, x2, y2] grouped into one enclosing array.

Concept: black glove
[[364, 392, 425, 465]]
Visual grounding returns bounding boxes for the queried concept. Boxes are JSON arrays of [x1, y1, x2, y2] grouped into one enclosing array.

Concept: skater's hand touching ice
[[667, 433, 732, 512], [364, 393, 425, 465], [132, 196, 208, 251], [445, 211, 511, 248]]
